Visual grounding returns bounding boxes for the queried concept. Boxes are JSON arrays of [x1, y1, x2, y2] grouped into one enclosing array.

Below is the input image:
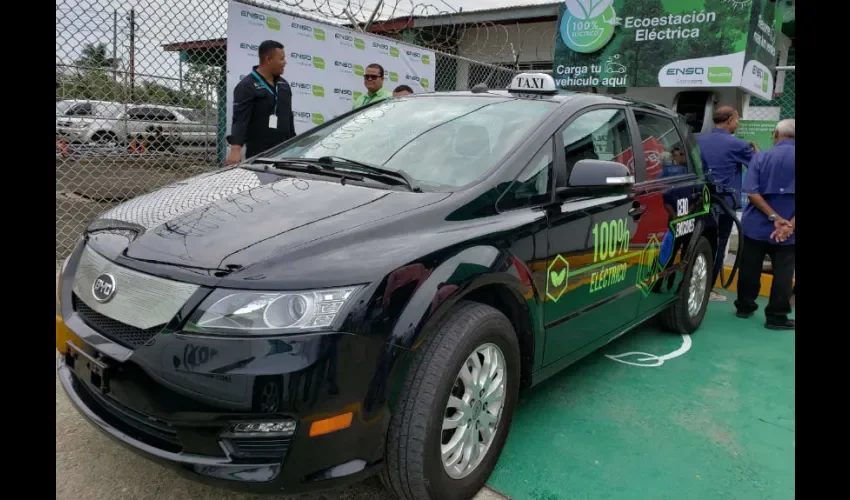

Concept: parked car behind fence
[[56, 99, 217, 152]]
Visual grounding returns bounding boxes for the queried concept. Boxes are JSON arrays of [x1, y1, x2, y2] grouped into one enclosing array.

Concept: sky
[[56, 0, 558, 87]]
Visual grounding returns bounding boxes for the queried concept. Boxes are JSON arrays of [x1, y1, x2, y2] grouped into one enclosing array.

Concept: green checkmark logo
[[546, 255, 570, 303], [550, 269, 566, 288]]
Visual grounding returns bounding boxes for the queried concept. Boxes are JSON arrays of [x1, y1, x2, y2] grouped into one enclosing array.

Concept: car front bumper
[[56, 320, 400, 494]]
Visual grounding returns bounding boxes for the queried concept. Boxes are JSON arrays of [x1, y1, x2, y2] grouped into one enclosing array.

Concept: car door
[[628, 108, 708, 318], [156, 108, 181, 141], [124, 106, 149, 138], [542, 107, 646, 366], [495, 135, 558, 373]]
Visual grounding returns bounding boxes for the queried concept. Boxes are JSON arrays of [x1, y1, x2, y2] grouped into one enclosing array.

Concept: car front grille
[[73, 294, 162, 349]]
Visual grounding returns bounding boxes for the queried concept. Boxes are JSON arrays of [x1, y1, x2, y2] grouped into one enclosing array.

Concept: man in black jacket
[[226, 40, 296, 165]]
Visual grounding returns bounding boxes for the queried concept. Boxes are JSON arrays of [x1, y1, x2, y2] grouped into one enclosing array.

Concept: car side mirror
[[556, 159, 634, 199]]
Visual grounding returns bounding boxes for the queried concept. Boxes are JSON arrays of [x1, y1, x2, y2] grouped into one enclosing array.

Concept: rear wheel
[[660, 235, 712, 334], [380, 301, 520, 500]]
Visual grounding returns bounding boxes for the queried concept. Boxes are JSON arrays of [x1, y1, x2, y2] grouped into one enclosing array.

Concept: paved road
[[55, 357, 506, 500]]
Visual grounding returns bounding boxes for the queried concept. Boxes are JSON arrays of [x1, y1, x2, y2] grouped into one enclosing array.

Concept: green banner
[[740, 0, 782, 99], [735, 119, 776, 209], [552, 0, 778, 96], [735, 119, 776, 153]]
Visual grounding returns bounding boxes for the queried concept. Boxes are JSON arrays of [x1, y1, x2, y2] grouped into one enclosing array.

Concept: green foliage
[[57, 43, 217, 110]]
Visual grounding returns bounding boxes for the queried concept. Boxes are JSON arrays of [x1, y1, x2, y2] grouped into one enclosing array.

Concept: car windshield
[[265, 96, 557, 190]]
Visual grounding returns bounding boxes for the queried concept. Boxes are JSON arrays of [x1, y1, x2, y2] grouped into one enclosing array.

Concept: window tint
[[127, 107, 149, 120], [633, 111, 691, 181], [498, 138, 554, 211], [67, 103, 93, 116], [158, 109, 177, 121], [179, 109, 204, 122], [561, 109, 633, 177]]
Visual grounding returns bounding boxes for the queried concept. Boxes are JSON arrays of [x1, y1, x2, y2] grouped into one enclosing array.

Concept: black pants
[[734, 236, 795, 324], [712, 212, 735, 288]]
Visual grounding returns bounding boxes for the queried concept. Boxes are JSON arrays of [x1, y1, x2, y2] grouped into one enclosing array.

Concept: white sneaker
[[710, 291, 727, 302]]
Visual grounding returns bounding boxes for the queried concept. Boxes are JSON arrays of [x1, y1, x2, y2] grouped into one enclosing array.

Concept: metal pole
[[112, 10, 118, 80], [364, 0, 384, 32], [128, 8, 136, 101]]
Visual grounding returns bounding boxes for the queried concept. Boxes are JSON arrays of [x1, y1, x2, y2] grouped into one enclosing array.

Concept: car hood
[[86, 167, 449, 275]]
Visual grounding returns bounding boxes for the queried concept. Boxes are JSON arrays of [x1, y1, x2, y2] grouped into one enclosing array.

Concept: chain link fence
[[56, 0, 517, 264], [746, 67, 795, 122]]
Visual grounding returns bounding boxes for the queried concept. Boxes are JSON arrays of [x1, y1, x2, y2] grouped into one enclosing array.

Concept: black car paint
[[57, 91, 714, 494]]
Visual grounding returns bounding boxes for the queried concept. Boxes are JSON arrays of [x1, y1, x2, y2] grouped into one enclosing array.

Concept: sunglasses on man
[[364, 74, 382, 80]]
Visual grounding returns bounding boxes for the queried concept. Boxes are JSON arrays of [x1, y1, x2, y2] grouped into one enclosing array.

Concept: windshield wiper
[[315, 156, 421, 192], [249, 158, 365, 183]]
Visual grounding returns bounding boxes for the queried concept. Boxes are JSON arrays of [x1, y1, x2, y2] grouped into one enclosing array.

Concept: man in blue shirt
[[697, 106, 757, 302], [734, 119, 795, 330]]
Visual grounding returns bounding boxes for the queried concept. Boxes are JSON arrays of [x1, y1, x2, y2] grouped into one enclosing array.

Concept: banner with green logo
[[553, 0, 779, 98], [226, 0, 435, 137]]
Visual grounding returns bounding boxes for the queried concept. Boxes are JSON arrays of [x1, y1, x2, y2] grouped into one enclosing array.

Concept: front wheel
[[660, 235, 713, 334], [380, 301, 521, 500]]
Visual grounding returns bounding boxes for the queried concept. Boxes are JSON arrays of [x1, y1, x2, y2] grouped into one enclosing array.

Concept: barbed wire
[[56, 0, 557, 70]]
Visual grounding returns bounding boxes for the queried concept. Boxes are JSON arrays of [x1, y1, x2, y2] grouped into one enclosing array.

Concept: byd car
[[56, 73, 722, 500]]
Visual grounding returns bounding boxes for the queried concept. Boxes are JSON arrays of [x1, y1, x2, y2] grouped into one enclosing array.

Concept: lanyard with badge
[[252, 70, 278, 129]]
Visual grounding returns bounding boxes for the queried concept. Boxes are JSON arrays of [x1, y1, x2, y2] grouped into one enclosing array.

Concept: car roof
[[409, 89, 682, 120]]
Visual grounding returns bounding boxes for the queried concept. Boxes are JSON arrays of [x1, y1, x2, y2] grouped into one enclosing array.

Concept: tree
[[183, 62, 222, 108], [75, 43, 119, 72]]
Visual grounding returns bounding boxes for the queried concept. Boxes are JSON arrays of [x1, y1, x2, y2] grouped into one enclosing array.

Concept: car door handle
[[629, 204, 647, 219]]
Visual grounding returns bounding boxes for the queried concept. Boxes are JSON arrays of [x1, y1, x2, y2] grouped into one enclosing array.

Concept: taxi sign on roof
[[508, 72, 558, 94]]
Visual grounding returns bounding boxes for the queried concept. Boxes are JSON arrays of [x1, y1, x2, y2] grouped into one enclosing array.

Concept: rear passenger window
[[633, 111, 692, 181], [497, 138, 554, 211], [561, 109, 633, 177]]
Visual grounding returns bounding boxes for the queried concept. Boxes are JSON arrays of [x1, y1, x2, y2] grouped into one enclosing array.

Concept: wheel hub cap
[[688, 253, 708, 317], [440, 343, 507, 480]]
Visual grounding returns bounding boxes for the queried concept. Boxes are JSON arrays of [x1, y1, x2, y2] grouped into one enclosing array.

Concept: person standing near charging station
[[226, 40, 296, 166], [697, 106, 757, 302]]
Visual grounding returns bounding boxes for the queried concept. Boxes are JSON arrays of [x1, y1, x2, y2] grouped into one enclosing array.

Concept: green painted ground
[[487, 292, 795, 500]]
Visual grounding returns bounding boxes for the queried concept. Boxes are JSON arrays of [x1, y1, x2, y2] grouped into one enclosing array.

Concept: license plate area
[[66, 341, 111, 394]]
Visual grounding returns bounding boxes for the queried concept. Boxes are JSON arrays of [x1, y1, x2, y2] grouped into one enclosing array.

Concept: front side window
[[560, 108, 633, 178], [127, 107, 149, 120], [267, 96, 557, 191], [633, 111, 692, 181], [66, 102, 93, 116], [497, 137, 554, 211]]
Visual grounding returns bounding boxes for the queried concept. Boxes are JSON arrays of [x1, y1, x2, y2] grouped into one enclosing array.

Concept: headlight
[[184, 286, 361, 335]]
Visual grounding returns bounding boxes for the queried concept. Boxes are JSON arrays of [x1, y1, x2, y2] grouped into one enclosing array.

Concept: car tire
[[660, 235, 713, 334], [380, 301, 520, 500]]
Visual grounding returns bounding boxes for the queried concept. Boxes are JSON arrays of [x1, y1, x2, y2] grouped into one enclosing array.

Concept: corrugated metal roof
[[413, 2, 560, 27]]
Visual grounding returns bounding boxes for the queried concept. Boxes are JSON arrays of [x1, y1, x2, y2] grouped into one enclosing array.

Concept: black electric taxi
[[56, 73, 720, 500]]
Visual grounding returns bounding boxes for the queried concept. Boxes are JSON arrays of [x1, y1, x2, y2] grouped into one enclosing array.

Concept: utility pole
[[127, 8, 136, 100], [112, 10, 118, 80]]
